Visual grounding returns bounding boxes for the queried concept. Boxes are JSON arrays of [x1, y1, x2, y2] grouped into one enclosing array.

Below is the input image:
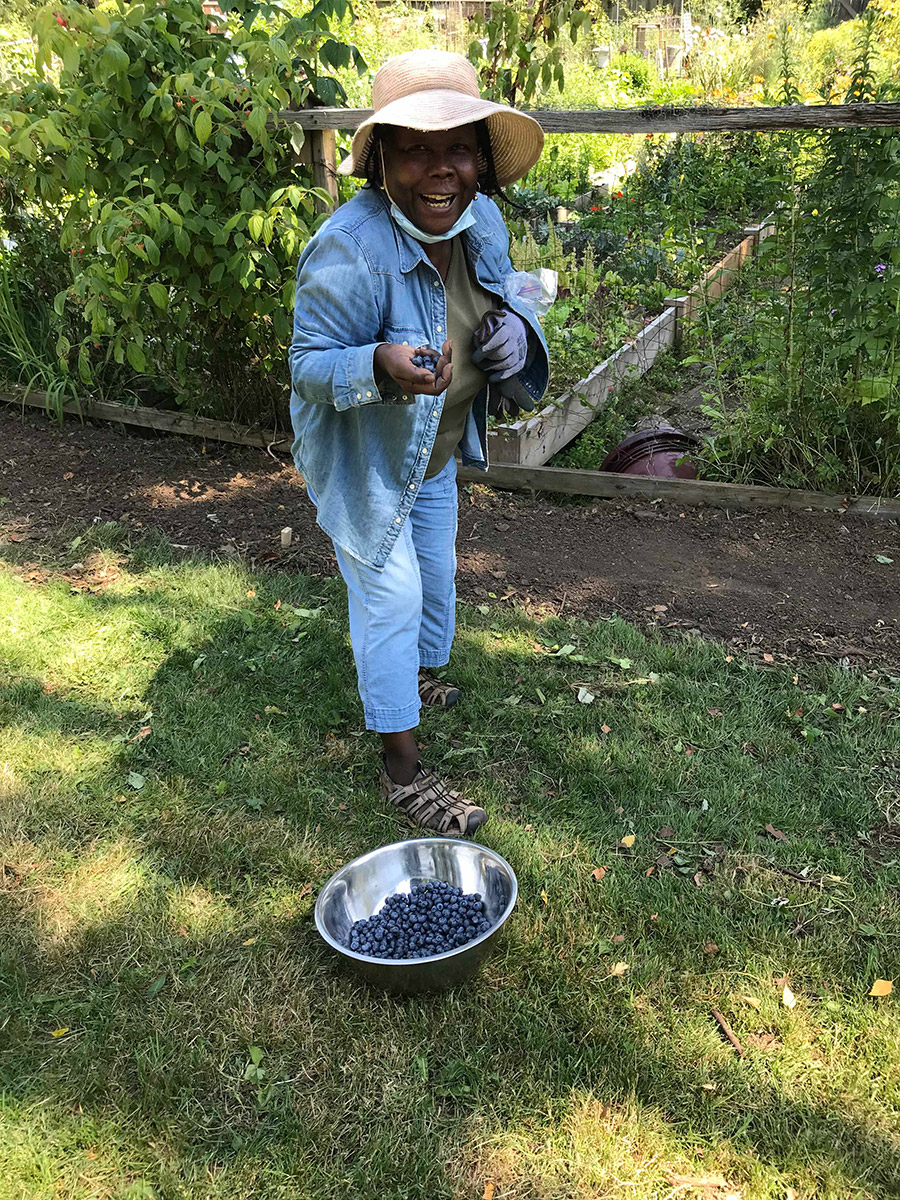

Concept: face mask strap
[[378, 140, 397, 206]]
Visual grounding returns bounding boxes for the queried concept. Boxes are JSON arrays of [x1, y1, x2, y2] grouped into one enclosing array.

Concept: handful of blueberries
[[411, 351, 439, 373], [345, 881, 492, 959]]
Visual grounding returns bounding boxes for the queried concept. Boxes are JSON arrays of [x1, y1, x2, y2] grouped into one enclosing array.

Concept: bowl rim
[[314, 837, 518, 967]]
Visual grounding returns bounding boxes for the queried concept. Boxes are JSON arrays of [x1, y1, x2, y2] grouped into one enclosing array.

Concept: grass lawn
[[1, 522, 899, 1200]]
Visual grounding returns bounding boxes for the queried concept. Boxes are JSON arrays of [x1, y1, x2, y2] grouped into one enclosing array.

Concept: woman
[[288, 49, 548, 836]]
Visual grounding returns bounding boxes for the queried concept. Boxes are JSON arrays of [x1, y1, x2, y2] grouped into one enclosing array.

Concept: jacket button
[[366, 391, 373, 398], [409, 483, 415, 490], [395, 517, 402, 524], [436, 325, 443, 333], [356, 393, 362, 399], [402, 394, 409, 401]]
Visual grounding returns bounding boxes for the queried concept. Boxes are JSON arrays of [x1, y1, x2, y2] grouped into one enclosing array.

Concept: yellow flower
[[811, 208, 818, 216]]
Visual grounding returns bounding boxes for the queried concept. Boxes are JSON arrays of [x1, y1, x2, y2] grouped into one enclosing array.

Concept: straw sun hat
[[338, 50, 544, 189]]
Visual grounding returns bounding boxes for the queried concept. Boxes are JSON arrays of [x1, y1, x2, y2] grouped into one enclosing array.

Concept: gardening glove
[[472, 309, 529, 381], [487, 374, 537, 421]]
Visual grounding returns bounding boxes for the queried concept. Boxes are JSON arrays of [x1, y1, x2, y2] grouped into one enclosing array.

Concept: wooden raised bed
[[491, 217, 775, 467], [3, 387, 899, 522]]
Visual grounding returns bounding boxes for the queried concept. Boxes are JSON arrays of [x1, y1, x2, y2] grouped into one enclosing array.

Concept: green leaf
[[247, 213, 264, 241], [100, 42, 130, 76], [145, 973, 167, 999], [53, 289, 67, 317], [127, 771, 146, 790], [174, 227, 190, 256], [148, 282, 168, 310], [289, 126, 305, 156], [194, 110, 212, 147], [246, 106, 268, 144], [875, 555, 894, 565], [126, 342, 147, 373], [142, 235, 160, 266], [114, 256, 129, 285]]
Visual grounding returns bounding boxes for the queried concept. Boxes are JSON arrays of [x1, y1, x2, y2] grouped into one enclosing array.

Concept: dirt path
[[2, 408, 898, 665]]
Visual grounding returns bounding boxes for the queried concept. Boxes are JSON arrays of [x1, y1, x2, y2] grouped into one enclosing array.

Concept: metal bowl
[[315, 838, 518, 993]]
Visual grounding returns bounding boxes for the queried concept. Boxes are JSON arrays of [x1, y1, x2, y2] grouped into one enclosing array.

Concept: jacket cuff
[[339, 344, 416, 409]]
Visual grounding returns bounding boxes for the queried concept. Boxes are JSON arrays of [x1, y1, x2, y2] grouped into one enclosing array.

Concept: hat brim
[[338, 90, 544, 189]]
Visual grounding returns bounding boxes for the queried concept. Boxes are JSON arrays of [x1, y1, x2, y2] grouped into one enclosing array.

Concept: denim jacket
[[288, 186, 549, 569]]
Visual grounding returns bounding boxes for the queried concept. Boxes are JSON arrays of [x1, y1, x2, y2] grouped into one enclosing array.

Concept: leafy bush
[[688, 16, 900, 496], [0, 0, 365, 422], [611, 51, 653, 92]]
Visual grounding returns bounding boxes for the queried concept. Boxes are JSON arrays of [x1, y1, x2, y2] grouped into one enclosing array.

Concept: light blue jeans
[[307, 457, 458, 733]]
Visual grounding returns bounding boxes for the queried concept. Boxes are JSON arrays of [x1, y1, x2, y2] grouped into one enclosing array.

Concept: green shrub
[[0, 0, 365, 423], [611, 51, 653, 92]]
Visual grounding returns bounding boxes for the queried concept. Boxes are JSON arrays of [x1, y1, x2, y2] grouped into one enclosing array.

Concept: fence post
[[663, 295, 689, 346], [307, 128, 340, 212]]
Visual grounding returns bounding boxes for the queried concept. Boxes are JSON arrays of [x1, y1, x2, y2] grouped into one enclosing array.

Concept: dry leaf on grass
[[611, 934, 625, 943], [592, 866, 608, 883], [609, 961, 629, 977], [666, 1172, 730, 1189], [736, 994, 761, 1010], [870, 979, 893, 997], [657, 824, 677, 840], [747, 1032, 777, 1051], [782, 983, 797, 1009], [703, 942, 720, 956], [618, 834, 636, 849], [764, 823, 788, 842], [482, 1184, 495, 1200]]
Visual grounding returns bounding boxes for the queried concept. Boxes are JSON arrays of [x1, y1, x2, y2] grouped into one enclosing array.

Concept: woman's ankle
[[381, 730, 420, 785]]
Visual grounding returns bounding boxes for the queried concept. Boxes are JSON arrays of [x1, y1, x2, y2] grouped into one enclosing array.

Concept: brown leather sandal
[[418, 668, 461, 710], [379, 760, 487, 837]]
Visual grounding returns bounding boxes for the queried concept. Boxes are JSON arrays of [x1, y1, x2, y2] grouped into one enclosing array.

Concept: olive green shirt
[[425, 238, 494, 480]]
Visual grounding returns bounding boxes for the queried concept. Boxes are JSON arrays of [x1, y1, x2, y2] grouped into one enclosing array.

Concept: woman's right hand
[[374, 340, 452, 397]]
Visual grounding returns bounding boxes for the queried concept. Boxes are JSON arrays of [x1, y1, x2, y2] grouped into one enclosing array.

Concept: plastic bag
[[502, 268, 558, 318]]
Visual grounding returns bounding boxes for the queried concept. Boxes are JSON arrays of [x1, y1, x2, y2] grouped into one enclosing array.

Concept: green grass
[[1, 522, 899, 1200]]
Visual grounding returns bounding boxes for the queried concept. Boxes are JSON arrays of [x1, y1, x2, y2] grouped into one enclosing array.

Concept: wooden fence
[[281, 101, 900, 204]]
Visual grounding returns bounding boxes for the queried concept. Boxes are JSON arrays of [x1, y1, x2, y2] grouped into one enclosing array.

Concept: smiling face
[[380, 125, 479, 236]]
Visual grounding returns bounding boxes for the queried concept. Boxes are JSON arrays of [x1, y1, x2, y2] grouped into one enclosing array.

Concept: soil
[[2, 407, 899, 667]]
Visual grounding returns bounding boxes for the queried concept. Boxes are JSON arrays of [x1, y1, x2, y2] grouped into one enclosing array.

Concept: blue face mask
[[387, 197, 476, 244], [380, 140, 477, 244]]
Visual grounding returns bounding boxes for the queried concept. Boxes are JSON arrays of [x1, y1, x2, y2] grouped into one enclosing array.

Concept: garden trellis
[[284, 102, 900, 493]]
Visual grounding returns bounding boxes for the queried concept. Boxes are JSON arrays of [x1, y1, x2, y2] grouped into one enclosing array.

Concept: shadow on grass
[[2, 532, 899, 1198]]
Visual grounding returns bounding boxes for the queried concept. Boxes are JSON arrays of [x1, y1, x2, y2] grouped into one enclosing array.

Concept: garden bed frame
[[488, 217, 775, 467], [3, 387, 899, 521]]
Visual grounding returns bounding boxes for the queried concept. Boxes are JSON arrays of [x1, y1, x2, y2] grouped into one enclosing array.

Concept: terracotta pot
[[600, 426, 698, 480]]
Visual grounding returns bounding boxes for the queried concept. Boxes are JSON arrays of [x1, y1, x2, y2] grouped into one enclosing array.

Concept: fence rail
[[279, 101, 900, 135]]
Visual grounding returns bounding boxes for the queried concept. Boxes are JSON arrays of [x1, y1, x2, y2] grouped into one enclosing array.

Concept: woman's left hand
[[472, 310, 528, 380]]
